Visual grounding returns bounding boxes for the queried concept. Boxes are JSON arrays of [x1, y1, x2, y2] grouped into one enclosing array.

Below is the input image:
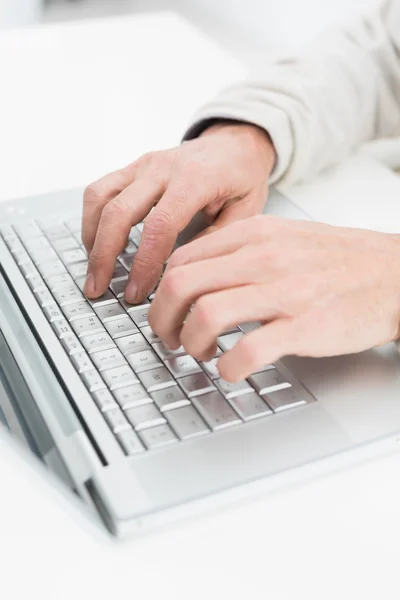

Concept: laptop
[[1, 186, 400, 538]]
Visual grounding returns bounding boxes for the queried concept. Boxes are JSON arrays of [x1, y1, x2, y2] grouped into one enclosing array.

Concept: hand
[[82, 123, 276, 303], [148, 215, 400, 382]]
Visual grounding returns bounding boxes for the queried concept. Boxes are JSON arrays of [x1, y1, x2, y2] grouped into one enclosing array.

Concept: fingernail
[[125, 280, 138, 302], [84, 272, 95, 296]]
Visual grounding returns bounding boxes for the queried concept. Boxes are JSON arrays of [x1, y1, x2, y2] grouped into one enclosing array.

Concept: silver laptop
[[1, 187, 400, 538]]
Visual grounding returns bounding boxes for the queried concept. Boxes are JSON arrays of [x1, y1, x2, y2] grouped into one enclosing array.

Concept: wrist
[[200, 120, 277, 178]]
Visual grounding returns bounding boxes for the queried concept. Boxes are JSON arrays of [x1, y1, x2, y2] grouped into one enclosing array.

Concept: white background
[[1, 7, 400, 600]]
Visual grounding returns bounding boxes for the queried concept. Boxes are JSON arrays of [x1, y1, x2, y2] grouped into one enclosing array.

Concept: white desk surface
[[1, 12, 400, 600]]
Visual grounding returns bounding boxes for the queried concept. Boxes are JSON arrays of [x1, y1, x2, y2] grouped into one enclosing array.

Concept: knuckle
[[134, 151, 156, 170], [83, 183, 102, 206], [87, 247, 105, 268], [194, 296, 216, 329], [132, 253, 161, 281], [102, 196, 130, 222], [161, 269, 183, 301], [168, 247, 188, 270], [144, 210, 176, 240]]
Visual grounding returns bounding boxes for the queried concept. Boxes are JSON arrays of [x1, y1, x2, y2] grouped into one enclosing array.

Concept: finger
[[166, 214, 280, 273], [149, 246, 268, 348], [217, 318, 305, 382], [84, 179, 165, 298], [180, 284, 281, 360], [124, 173, 219, 303], [82, 164, 138, 254], [205, 188, 267, 232]]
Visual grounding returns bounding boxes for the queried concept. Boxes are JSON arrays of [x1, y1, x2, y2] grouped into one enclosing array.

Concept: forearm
[[184, 0, 400, 186]]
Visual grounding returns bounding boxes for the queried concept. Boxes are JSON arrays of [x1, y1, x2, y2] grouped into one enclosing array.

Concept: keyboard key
[[61, 334, 84, 356], [73, 231, 83, 245], [92, 389, 118, 412], [43, 303, 64, 322], [70, 352, 94, 373], [153, 341, 186, 361], [192, 392, 241, 431], [64, 217, 82, 233], [52, 237, 79, 252], [81, 331, 115, 354], [37, 216, 62, 229], [51, 319, 74, 339], [119, 253, 135, 271], [46, 273, 75, 291], [215, 378, 253, 399], [102, 365, 138, 390], [12, 248, 31, 266], [14, 221, 42, 239], [123, 240, 137, 255], [127, 302, 151, 313], [24, 235, 51, 252], [72, 316, 105, 337], [20, 260, 37, 278], [96, 295, 126, 318], [129, 306, 149, 328], [53, 284, 84, 306], [0, 224, 14, 238], [87, 289, 117, 307], [138, 424, 178, 449], [5, 235, 24, 253], [165, 355, 202, 379], [105, 316, 138, 339], [103, 408, 131, 433], [74, 276, 86, 291], [262, 387, 307, 412], [218, 331, 244, 352], [166, 405, 209, 439], [43, 224, 70, 240], [118, 297, 145, 313], [63, 300, 95, 321], [129, 226, 141, 246], [248, 370, 291, 395], [127, 349, 162, 373], [113, 384, 151, 410], [151, 387, 189, 412], [67, 261, 88, 279], [30, 247, 58, 264], [179, 373, 216, 398], [59, 248, 87, 265], [81, 369, 106, 392], [229, 392, 272, 421], [116, 333, 149, 356], [238, 322, 255, 334], [201, 357, 220, 380], [91, 348, 127, 372], [111, 264, 128, 280], [125, 403, 166, 431], [110, 277, 128, 298], [26, 273, 44, 292], [140, 325, 160, 344], [138, 367, 176, 393], [34, 288, 54, 308], [38, 260, 68, 279], [116, 429, 145, 455]]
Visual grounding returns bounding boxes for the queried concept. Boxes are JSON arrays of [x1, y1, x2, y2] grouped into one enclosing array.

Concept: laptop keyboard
[[0, 215, 311, 456]]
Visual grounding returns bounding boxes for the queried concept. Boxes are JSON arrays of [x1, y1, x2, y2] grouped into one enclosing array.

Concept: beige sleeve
[[184, 0, 400, 185]]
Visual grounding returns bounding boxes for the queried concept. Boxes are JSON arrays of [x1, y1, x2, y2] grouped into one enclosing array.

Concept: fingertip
[[83, 273, 96, 298]]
